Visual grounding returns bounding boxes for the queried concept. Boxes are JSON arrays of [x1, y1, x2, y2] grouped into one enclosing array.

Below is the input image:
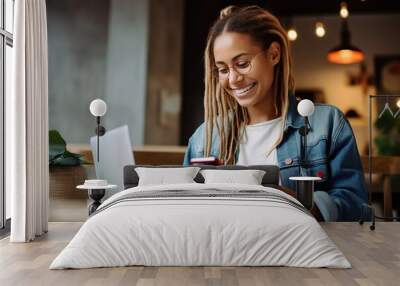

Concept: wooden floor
[[49, 198, 88, 222], [0, 222, 399, 286]]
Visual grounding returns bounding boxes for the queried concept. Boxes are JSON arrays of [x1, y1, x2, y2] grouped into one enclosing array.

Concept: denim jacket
[[183, 95, 369, 222]]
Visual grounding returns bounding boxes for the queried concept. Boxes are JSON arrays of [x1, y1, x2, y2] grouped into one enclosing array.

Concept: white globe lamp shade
[[297, 99, 315, 117], [90, 99, 107, 117]]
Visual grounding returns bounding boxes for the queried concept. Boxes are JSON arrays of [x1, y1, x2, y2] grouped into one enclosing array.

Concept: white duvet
[[50, 183, 351, 269]]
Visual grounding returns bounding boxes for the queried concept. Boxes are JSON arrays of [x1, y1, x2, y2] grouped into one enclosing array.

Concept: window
[[0, 0, 14, 230]]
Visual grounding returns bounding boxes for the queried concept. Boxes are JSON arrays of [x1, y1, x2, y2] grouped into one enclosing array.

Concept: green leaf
[[49, 129, 66, 160], [374, 136, 400, 155], [48, 129, 84, 166], [375, 112, 395, 134], [63, 150, 83, 159], [50, 156, 81, 166]]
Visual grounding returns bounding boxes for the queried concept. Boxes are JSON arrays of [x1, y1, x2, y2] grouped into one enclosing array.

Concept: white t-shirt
[[237, 117, 283, 166]]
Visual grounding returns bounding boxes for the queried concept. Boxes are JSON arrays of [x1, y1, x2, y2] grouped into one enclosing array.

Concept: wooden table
[[1, 222, 399, 286], [50, 145, 187, 201], [67, 144, 187, 165]]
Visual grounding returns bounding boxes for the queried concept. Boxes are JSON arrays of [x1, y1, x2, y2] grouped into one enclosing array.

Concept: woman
[[183, 5, 368, 222]]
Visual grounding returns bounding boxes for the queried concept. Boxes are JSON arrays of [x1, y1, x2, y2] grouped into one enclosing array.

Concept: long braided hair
[[203, 5, 294, 164]]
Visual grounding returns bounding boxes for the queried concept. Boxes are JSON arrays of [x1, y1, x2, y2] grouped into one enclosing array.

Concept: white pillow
[[200, 169, 266, 185], [135, 167, 201, 186]]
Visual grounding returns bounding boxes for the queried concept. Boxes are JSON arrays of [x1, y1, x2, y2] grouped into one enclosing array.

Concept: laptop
[[90, 125, 134, 199]]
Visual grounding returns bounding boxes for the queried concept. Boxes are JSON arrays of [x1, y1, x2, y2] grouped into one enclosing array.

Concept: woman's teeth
[[234, 83, 256, 97]]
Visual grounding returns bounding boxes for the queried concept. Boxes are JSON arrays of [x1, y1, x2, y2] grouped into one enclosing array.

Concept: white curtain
[[7, 0, 49, 242]]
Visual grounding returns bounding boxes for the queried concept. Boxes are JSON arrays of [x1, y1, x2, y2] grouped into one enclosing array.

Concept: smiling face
[[213, 32, 281, 120]]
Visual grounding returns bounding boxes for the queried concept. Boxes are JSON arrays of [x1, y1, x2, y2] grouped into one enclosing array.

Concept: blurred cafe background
[[45, 0, 400, 221]]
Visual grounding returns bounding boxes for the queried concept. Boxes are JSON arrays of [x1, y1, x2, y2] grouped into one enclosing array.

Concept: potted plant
[[374, 112, 400, 155], [49, 130, 90, 199], [49, 130, 85, 166]]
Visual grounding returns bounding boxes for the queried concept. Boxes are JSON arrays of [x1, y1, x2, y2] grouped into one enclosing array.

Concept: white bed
[[50, 183, 350, 269]]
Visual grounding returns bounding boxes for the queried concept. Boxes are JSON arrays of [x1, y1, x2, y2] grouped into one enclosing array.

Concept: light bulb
[[397, 99, 400, 109], [89, 99, 107, 117], [297, 99, 315, 117], [315, 22, 326, 38], [340, 2, 349, 18], [288, 28, 298, 41]]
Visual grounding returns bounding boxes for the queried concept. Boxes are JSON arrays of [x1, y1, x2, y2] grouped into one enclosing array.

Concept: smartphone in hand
[[190, 156, 223, 166]]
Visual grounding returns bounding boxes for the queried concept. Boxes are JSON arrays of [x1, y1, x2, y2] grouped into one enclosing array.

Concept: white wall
[[48, 0, 150, 146], [47, 0, 110, 144], [104, 0, 149, 146]]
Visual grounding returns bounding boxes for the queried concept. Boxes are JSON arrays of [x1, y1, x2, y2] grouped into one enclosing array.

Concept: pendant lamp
[[327, 19, 364, 64]]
